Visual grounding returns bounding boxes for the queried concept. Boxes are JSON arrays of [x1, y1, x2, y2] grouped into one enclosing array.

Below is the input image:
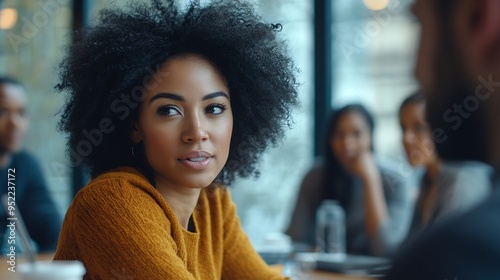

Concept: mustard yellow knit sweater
[[54, 167, 287, 279]]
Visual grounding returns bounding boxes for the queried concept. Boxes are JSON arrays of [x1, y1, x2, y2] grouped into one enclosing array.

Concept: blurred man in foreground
[[386, 0, 500, 279]]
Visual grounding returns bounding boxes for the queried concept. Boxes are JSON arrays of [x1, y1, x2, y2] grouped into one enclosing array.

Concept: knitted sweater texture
[[54, 167, 286, 280]]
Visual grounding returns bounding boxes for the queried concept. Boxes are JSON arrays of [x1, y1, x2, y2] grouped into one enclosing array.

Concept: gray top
[[286, 159, 413, 257], [404, 161, 492, 244]]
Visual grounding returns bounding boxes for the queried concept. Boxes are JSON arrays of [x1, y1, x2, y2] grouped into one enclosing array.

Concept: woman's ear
[[129, 121, 142, 142]]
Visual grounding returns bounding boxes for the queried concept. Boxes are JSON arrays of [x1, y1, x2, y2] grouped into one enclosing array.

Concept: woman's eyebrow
[[148, 91, 229, 104], [203, 91, 229, 101], [149, 93, 184, 104]]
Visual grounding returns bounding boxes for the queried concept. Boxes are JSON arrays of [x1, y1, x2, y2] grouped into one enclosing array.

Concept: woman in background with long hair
[[287, 104, 412, 257]]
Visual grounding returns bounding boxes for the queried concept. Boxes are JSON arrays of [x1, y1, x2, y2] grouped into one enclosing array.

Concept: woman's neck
[[154, 177, 202, 229], [425, 159, 442, 186]]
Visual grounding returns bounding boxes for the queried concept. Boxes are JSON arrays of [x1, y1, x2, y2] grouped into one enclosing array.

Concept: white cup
[[18, 260, 86, 280]]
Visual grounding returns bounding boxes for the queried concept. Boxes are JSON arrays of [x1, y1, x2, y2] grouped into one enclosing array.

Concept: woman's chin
[[184, 174, 220, 189], [407, 159, 422, 167]]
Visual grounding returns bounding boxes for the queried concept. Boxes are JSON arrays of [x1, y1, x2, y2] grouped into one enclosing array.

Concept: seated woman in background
[[286, 104, 413, 257], [53, 0, 298, 279], [399, 92, 491, 243], [0, 76, 61, 253]]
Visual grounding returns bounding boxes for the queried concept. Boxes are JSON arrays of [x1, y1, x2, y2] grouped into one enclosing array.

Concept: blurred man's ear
[[461, 0, 500, 74]]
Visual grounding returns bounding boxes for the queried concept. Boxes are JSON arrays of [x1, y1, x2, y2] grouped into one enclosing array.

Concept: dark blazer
[[386, 182, 500, 280], [0, 151, 62, 252]]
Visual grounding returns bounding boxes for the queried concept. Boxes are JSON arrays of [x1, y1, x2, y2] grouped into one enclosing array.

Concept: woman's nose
[[182, 114, 209, 143], [342, 136, 356, 151], [403, 131, 415, 146]]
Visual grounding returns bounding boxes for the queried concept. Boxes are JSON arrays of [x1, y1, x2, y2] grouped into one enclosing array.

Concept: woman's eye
[[206, 104, 227, 115], [156, 106, 180, 116]]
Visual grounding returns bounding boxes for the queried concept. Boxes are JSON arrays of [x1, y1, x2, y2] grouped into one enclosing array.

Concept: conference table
[[1, 254, 373, 280]]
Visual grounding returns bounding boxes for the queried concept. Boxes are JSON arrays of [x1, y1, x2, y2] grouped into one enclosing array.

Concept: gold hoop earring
[[131, 141, 141, 159]]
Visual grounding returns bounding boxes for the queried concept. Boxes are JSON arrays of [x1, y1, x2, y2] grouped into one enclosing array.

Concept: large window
[[332, 0, 418, 160], [230, 0, 314, 244]]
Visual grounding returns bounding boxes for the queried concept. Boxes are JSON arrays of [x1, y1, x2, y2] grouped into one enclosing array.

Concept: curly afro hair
[[57, 0, 299, 185]]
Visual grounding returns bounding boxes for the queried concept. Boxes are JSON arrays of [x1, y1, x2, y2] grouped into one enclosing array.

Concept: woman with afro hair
[[53, 0, 298, 279]]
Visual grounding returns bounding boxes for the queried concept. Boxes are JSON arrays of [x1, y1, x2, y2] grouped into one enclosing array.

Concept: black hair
[[56, 0, 299, 184], [0, 76, 23, 87], [321, 104, 375, 210], [435, 0, 456, 20], [399, 91, 425, 115]]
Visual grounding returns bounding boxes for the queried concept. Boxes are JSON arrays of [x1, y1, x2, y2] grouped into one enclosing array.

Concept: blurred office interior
[[0, 0, 418, 244]]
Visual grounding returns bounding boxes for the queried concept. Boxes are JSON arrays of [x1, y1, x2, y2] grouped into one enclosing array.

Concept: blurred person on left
[[0, 76, 62, 253]]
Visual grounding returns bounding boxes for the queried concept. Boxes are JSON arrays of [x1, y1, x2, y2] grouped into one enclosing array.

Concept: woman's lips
[[339, 152, 357, 163], [178, 151, 214, 170]]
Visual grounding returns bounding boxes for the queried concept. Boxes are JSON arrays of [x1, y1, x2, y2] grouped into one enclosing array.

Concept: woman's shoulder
[[198, 185, 245, 216], [75, 167, 158, 206], [376, 158, 409, 187], [200, 184, 232, 206], [300, 158, 325, 181], [309, 159, 326, 175], [440, 161, 492, 189], [376, 158, 403, 176], [439, 161, 492, 198], [441, 161, 493, 179], [66, 167, 173, 231], [92, 166, 151, 183]]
